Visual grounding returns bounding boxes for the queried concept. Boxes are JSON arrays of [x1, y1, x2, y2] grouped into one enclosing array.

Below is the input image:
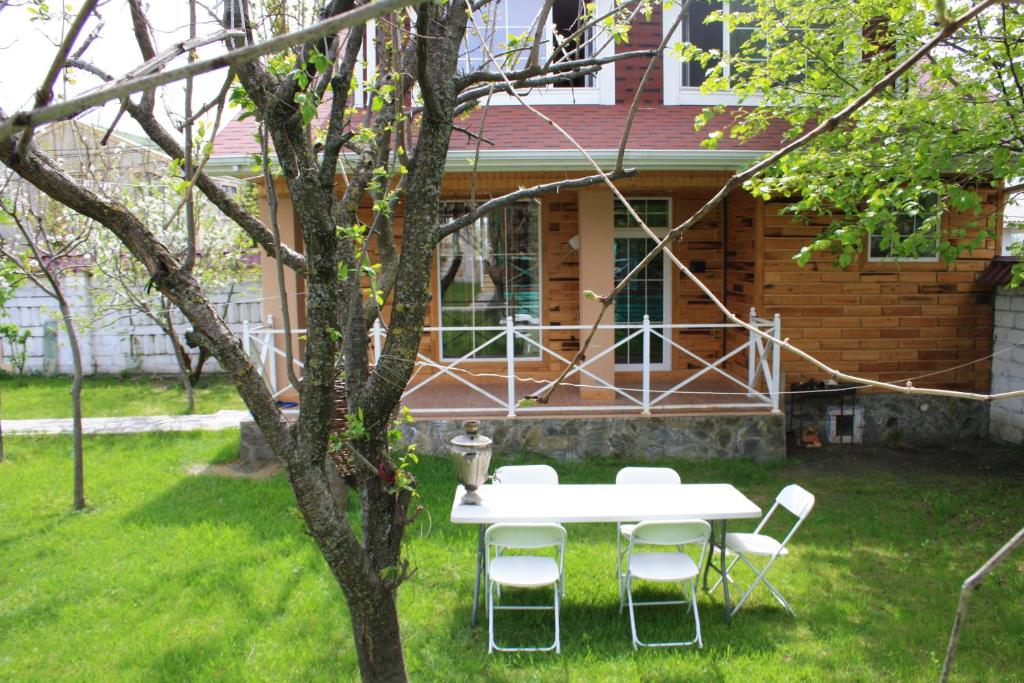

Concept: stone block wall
[[787, 391, 988, 446], [400, 413, 786, 461], [0, 274, 261, 376], [991, 286, 1024, 443], [240, 413, 787, 465]]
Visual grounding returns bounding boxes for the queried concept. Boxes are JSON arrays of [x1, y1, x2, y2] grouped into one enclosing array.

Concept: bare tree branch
[[615, 1, 689, 173], [436, 168, 638, 239], [0, 0, 420, 143], [940, 526, 1024, 682], [11, 0, 99, 163]]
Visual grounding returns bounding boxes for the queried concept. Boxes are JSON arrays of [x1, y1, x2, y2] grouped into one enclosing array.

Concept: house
[[209, 2, 1002, 456]]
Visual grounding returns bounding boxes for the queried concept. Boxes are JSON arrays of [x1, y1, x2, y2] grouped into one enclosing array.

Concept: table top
[[450, 483, 761, 524]]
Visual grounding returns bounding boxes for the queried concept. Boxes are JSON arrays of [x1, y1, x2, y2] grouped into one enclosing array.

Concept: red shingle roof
[[213, 103, 787, 157]]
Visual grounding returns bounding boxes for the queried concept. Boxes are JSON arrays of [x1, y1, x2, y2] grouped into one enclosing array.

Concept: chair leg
[[730, 554, 792, 618], [487, 579, 495, 654], [691, 578, 703, 650], [616, 528, 624, 604], [707, 553, 740, 593], [760, 574, 796, 616], [626, 574, 639, 650], [554, 581, 561, 654]]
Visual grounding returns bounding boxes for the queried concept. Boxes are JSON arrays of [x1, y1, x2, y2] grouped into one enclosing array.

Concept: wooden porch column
[[578, 187, 615, 400], [258, 181, 304, 402]]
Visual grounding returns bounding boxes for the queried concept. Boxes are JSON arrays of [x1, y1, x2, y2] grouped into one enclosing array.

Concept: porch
[[241, 312, 782, 419]]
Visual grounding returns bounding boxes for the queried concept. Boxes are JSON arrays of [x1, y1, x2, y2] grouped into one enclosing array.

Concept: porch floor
[[401, 372, 773, 418]]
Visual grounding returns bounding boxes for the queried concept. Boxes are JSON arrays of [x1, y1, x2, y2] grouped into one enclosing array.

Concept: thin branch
[[11, 0, 99, 163], [0, 0, 420, 143], [940, 526, 1024, 682], [615, 2, 689, 173], [62, 58, 308, 275], [437, 168, 638, 239], [261, 124, 301, 391], [182, 0, 198, 273]]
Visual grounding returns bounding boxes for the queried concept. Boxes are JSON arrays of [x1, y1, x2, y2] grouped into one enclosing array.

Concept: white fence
[[0, 273, 262, 375], [243, 309, 782, 416]]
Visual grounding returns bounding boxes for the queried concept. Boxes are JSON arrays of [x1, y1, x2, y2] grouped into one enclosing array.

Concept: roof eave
[[205, 148, 771, 178]]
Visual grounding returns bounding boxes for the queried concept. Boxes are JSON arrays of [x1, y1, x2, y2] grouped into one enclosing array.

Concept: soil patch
[[187, 460, 283, 479]]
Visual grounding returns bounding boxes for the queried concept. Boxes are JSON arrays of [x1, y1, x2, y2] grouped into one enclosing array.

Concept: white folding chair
[[493, 464, 559, 485], [485, 523, 567, 654], [709, 484, 815, 618], [614, 467, 682, 600], [622, 520, 711, 649]]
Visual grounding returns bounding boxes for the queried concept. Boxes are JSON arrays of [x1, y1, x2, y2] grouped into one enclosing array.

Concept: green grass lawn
[[0, 374, 245, 419], [1, 433, 1022, 681]]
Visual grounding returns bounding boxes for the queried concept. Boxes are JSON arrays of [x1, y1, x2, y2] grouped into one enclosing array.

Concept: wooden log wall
[[761, 188, 1001, 392]]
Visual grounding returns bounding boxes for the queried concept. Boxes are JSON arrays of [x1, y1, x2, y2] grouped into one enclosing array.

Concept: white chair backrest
[[615, 466, 681, 486], [494, 464, 559, 485], [777, 484, 815, 520], [486, 523, 567, 550], [630, 520, 710, 547]]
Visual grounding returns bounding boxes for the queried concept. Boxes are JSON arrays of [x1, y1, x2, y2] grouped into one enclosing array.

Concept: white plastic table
[[450, 483, 762, 626]]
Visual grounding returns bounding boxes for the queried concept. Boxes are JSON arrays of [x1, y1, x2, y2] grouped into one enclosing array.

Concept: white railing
[[241, 308, 782, 416]]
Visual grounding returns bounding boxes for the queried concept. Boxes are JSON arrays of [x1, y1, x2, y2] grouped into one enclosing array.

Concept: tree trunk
[[347, 585, 407, 682], [56, 292, 86, 510], [163, 300, 195, 414], [0, 390, 5, 464]]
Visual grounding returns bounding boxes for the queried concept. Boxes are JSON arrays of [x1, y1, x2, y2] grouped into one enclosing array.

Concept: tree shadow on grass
[[122, 469, 301, 541]]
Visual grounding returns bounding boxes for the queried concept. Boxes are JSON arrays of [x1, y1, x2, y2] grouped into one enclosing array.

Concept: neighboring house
[[210, 3, 1004, 450], [0, 121, 259, 375]]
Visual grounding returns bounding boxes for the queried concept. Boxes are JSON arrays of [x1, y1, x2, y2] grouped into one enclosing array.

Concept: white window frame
[[866, 225, 941, 262], [462, 0, 617, 106], [612, 197, 673, 372], [436, 199, 544, 362], [662, 1, 762, 106]]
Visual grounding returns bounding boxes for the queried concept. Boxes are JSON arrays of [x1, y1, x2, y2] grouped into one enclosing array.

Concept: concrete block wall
[[990, 286, 1024, 443], [0, 273, 262, 376]]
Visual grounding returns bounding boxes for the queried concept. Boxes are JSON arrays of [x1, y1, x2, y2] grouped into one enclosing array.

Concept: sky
[[0, 0, 239, 141]]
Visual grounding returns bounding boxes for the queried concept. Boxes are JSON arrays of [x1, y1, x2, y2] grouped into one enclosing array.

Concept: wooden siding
[[723, 190, 761, 378], [761, 189, 1001, 392]]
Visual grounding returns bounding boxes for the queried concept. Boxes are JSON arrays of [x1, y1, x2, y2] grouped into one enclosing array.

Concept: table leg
[[702, 524, 715, 591], [470, 523, 485, 627], [721, 519, 732, 624]]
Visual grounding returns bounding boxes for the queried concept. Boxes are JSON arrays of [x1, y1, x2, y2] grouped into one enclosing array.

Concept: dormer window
[[460, 0, 616, 105]]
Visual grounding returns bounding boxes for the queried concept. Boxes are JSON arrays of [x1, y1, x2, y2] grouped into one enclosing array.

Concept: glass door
[[612, 198, 671, 369], [613, 236, 668, 367]]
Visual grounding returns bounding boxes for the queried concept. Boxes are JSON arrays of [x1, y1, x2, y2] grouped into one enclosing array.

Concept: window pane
[[868, 194, 940, 259], [682, 0, 722, 88], [551, 0, 593, 87], [439, 200, 541, 359], [614, 235, 666, 365]]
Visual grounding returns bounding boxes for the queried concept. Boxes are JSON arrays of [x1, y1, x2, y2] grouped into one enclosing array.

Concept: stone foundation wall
[[400, 413, 786, 461], [786, 392, 988, 446], [240, 413, 787, 464]]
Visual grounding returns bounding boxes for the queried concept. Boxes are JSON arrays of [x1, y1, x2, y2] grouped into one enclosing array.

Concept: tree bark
[[45, 278, 86, 510], [162, 299, 196, 414], [348, 585, 407, 682]]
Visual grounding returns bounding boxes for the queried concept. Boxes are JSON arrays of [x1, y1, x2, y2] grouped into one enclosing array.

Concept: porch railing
[[241, 309, 782, 416]]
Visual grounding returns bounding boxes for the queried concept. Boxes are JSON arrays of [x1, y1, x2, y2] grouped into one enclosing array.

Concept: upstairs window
[[460, 0, 616, 105], [663, 0, 761, 105]]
